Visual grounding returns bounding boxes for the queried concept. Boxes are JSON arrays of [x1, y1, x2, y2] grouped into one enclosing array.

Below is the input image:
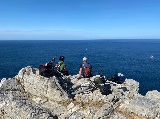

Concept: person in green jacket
[[57, 56, 69, 75]]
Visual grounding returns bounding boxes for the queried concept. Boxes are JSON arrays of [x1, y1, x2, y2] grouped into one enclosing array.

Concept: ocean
[[0, 40, 160, 95]]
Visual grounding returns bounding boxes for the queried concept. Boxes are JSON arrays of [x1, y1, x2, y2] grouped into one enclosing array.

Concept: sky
[[0, 0, 160, 40]]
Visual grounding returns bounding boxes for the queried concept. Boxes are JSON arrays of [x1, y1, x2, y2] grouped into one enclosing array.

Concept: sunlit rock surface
[[0, 66, 159, 119]]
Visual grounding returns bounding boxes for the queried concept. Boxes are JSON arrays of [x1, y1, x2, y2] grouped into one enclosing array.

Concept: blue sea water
[[0, 40, 160, 95]]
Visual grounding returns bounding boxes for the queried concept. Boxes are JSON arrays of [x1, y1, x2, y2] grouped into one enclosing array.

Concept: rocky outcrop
[[0, 66, 160, 119], [0, 77, 58, 119]]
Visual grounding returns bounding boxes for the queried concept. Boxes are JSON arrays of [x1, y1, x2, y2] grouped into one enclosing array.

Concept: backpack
[[55, 62, 69, 76], [82, 63, 92, 78], [114, 73, 125, 84]]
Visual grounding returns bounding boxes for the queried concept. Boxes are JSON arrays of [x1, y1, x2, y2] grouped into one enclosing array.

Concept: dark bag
[[114, 73, 125, 84], [61, 69, 69, 76]]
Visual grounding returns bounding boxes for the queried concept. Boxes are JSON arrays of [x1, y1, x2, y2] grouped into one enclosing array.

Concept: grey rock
[[146, 90, 160, 100], [0, 66, 160, 119], [0, 87, 57, 119], [67, 112, 85, 119], [118, 94, 160, 118]]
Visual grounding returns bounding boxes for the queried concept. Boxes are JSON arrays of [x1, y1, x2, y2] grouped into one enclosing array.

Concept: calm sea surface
[[0, 40, 160, 95]]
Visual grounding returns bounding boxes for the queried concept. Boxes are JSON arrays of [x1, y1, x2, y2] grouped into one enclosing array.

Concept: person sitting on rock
[[55, 56, 69, 76], [78, 57, 92, 78]]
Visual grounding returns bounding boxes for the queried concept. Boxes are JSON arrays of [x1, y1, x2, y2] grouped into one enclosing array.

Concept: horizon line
[[0, 39, 160, 41]]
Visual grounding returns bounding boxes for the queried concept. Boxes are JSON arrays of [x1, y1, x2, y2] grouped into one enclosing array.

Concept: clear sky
[[0, 0, 160, 40]]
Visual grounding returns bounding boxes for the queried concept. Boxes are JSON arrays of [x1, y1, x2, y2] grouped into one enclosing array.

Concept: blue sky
[[0, 0, 160, 40]]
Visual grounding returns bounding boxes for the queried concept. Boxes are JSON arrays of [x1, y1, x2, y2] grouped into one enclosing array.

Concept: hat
[[83, 57, 87, 61], [59, 56, 65, 61]]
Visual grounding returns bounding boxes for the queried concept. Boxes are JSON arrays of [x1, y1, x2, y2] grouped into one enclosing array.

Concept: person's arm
[[78, 64, 82, 78], [78, 68, 82, 78]]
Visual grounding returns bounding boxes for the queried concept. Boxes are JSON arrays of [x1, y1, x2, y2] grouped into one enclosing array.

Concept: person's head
[[83, 57, 87, 62], [59, 56, 65, 62]]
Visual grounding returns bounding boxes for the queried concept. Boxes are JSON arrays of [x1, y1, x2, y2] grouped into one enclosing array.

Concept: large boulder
[[0, 78, 57, 119], [117, 93, 160, 119], [15, 66, 67, 101], [0, 66, 160, 119]]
